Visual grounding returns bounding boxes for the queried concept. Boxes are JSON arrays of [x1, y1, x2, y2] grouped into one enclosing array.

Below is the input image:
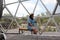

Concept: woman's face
[[30, 14, 34, 20]]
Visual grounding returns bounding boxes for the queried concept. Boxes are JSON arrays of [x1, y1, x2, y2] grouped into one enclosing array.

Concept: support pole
[[52, 3, 58, 15], [0, 0, 3, 18]]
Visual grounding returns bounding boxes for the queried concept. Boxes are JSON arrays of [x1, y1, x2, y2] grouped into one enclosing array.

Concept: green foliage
[[45, 26, 57, 32], [40, 17, 49, 24], [1, 13, 60, 31]]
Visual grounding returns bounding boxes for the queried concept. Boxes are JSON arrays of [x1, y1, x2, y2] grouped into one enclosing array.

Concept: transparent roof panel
[[56, 5, 60, 14], [5, 0, 18, 4], [3, 8, 11, 16], [22, 0, 37, 13], [6, 3, 18, 16], [4, 0, 58, 17], [42, 0, 57, 14], [16, 4, 29, 17], [34, 0, 46, 16]]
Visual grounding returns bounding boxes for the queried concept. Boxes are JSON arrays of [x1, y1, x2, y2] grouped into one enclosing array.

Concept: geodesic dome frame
[[0, 0, 60, 34]]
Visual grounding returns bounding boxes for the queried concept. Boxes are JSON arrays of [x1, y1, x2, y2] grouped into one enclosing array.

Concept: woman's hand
[[29, 23, 33, 26]]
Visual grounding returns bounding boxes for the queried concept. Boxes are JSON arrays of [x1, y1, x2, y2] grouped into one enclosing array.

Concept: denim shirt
[[27, 17, 36, 27]]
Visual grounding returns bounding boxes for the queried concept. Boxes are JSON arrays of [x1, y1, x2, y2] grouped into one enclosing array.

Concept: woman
[[27, 14, 38, 34]]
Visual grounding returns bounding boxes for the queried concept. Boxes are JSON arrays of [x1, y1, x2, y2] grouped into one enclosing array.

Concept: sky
[[3, 0, 60, 17]]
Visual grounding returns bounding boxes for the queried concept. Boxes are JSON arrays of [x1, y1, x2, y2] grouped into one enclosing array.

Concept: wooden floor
[[6, 32, 60, 40]]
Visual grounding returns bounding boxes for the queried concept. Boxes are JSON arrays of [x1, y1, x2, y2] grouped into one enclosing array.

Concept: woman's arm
[[28, 23, 33, 27]]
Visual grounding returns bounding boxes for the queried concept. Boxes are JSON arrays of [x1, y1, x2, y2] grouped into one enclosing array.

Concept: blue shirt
[[27, 17, 36, 30]]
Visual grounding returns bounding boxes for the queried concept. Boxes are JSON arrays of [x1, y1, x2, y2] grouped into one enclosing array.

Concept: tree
[[41, 12, 46, 16]]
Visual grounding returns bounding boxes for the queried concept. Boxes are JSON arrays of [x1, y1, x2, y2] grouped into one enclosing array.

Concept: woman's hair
[[29, 14, 34, 20]]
